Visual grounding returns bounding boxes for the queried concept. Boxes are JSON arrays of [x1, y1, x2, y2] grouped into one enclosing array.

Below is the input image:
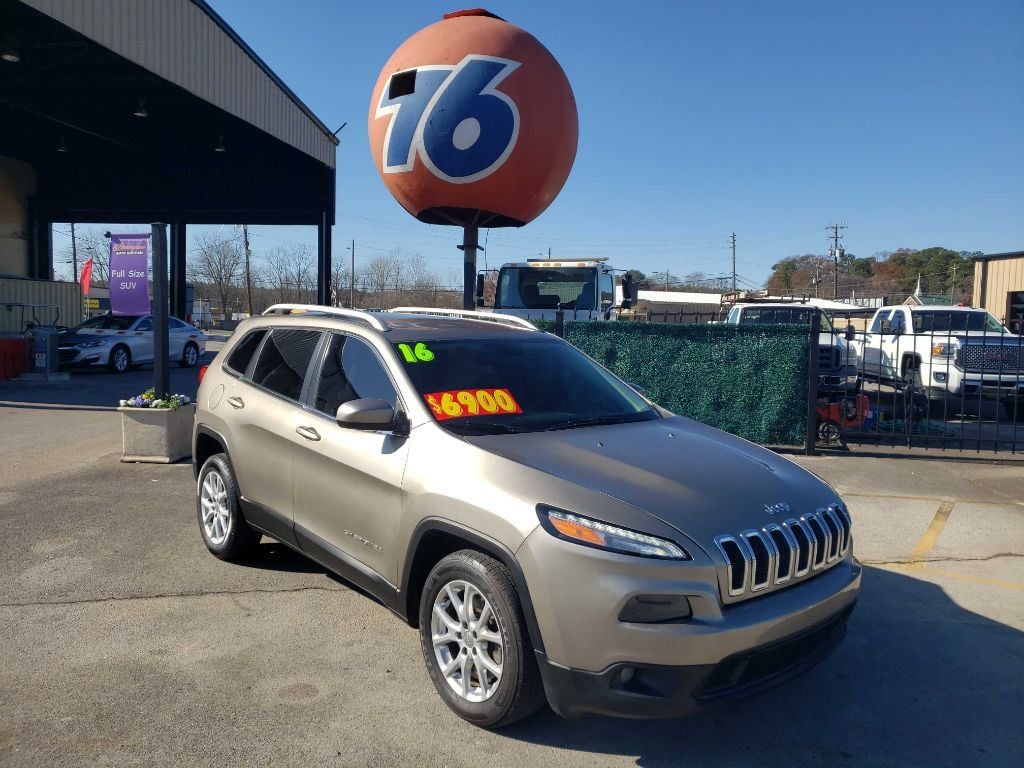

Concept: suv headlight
[[931, 342, 957, 357], [538, 506, 690, 560]]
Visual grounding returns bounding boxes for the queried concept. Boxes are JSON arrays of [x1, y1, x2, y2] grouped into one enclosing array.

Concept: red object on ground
[[368, 9, 578, 228], [0, 338, 30, 380], [816, 394, 870, 433]]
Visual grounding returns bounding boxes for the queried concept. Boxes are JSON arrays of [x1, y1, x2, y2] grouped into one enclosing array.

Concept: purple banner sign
[[108, 234, 151, 315]]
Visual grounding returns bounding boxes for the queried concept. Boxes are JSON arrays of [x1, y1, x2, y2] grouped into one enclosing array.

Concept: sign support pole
[[460, 226, 479, 310], [151, 223, 170, 400]]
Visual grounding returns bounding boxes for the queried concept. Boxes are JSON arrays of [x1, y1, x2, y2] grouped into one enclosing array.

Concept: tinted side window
[[869, 310, 891, 333], [224, 330, 267, 375], [136, 317, 153, 332], [251, 329, 321, 401], [314, 335, 397, 415]]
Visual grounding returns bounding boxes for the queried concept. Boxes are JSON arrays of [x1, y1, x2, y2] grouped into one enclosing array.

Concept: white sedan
[[58, 313, 207, 373]]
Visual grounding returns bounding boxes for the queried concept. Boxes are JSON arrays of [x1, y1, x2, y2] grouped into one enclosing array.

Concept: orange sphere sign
[[368, 10, 578, 228]]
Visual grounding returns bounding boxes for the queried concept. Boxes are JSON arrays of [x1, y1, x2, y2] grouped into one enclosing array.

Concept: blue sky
[[55, 0, 1024, 287]]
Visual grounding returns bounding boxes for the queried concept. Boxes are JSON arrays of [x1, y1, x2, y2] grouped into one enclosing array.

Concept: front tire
[[197, 453, 260, 561], [108, 344, 130, 373], [418, 550, 545, 729]]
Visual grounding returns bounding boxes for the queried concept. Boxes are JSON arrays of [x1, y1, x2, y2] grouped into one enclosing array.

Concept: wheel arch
[[193, 424, 228, 479], [400, 518, 545, 654]]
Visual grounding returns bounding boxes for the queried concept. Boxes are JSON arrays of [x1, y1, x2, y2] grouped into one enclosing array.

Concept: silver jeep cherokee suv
[[193, 304, 861, 728]]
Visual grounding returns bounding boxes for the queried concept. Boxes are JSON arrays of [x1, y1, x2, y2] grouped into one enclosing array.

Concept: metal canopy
[[1, 0, 337, 304]]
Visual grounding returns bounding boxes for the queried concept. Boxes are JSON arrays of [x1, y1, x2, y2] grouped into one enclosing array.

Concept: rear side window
[[251, 329, 322, 401], [224, 330, 267, 376]]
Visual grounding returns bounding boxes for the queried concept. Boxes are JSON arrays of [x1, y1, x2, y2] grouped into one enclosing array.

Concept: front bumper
[[537, 603, 854, 719], [516, 525, 861, 718], [58, 347, 104, 367], [927, 366, 1024, 401], [817, 366, 860, 394]]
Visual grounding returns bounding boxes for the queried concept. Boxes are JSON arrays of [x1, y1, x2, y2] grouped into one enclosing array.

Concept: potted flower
[[118, 388, 195, 463]]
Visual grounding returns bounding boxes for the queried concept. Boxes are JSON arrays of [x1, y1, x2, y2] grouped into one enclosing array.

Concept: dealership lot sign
[[109, 233, 150, 315]]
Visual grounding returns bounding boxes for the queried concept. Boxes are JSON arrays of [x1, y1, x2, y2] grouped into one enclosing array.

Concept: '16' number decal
[[376, 55, 521, 184]]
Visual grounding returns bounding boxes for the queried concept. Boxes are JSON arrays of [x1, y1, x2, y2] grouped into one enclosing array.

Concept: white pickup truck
[[724, 303, 861, 395], [851, 304, 1024, 419]]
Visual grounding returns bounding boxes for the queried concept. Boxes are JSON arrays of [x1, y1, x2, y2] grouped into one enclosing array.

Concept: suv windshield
[[394, 337, 658, 435]]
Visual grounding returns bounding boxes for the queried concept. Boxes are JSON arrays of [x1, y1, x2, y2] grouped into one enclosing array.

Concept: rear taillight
[[198, 365, 208, 383]]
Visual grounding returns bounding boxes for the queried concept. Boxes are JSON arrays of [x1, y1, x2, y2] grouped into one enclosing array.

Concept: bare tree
[[262, 245, 315, 305], [55, 228, 111, 284], [190, 231, 243, 319]]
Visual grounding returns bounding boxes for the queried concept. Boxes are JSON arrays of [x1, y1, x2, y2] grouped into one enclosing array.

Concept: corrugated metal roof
[[20, 0, 338, 168]]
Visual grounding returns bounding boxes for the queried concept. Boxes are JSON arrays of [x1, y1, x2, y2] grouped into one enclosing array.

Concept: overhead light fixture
[[56, 137, 68, 153], [214, 134, 226, 152], [133, 98, 148, 118], [1, 50, 19, 63]]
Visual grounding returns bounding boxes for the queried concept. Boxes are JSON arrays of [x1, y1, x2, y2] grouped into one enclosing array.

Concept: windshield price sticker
[[423, 388, 522, 421], [397, 342, 435, 363]]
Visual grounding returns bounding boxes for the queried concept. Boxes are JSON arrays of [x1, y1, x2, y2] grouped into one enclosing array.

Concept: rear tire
[[197, 453, 261, 561], [179, 341, 200, 368], [418, 550, 545, 729]]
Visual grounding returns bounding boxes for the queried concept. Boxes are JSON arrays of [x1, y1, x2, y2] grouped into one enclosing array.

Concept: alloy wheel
[[200, 470, 232, 545], [431, 580, 504, 702]]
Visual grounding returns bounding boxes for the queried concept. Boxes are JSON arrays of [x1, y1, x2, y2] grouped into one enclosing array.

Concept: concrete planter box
[[119, 404, 195, 463]]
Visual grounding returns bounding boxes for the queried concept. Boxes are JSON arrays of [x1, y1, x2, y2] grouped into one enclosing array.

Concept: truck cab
[[855, 305, 1024, 417], [488, 259, 633, 321], [725, 303, 861, 395]]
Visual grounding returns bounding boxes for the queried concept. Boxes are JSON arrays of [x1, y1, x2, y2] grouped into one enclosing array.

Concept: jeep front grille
[[715, 506, 852, 599]]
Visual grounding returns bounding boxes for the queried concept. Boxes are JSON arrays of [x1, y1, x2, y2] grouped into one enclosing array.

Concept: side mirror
[[626, 381, 647, 397], [845, 324, 856, 341], [336, 398, 405, 433], [475, 273, 485, 299], [621, 274, 637, 309]]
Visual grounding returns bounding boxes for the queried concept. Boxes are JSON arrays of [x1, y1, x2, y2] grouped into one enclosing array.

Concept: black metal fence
[[813, 307, 1024, 454]]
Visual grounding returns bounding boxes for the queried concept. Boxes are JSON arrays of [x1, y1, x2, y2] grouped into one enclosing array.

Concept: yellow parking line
[[906, 500, 955, 570], [923, 567, 1024, 592]]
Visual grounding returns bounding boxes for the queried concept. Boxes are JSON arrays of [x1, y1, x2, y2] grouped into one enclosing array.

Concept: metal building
[[973, 251, 1024, 333], [0, 0, 338, 315]]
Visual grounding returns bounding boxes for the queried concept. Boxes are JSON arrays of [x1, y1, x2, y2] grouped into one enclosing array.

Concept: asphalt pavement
[[1, 358, 1022, 767]]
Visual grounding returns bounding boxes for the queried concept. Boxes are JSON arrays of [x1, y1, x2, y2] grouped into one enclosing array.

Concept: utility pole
[[814, 260, 821, 298], [950, 262, 958, 297], [349, 240, 355, 308], [730, 232, 737, 292], [827, 222, 847, 300], [241, 224, 253, 315], [70, 222, 78, 281]]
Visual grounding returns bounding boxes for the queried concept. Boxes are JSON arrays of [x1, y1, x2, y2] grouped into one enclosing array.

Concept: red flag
[[79, 258, 94, 296]]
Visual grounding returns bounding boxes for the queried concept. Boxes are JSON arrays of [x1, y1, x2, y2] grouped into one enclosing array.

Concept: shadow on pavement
[[237, 541, 326, 575], [499, 565, 1022, 767]]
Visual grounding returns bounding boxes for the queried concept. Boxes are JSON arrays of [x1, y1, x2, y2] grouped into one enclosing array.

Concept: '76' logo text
[[376, 55, 521, 184]]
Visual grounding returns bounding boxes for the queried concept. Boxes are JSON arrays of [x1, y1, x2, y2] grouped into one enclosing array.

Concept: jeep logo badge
[[764, 502, 791, 516]]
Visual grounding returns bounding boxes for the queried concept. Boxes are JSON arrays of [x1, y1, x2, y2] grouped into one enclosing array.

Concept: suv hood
[[465, 417, 840, 547]]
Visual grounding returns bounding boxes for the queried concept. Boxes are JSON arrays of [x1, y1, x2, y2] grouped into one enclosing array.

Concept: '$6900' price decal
[[423, 388, 522, 421]]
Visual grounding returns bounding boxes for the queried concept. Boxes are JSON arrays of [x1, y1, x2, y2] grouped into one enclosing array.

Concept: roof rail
[[262, 304, 388, 331], [389, 307, 538, 331]]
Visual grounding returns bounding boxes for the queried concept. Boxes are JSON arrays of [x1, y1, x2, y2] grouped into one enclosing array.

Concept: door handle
[[296, 426, 321, 442], [227, 396, 245, 409]]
